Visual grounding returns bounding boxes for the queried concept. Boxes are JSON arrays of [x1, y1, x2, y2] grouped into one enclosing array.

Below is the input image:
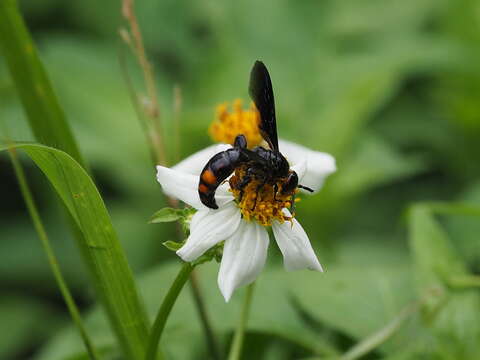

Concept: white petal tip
[[155, 165, 165, 180], [176, 248, 194, 263], [175, 249, 186, 260], [313, 263, 324, 272], [220, 287, 233, 302]]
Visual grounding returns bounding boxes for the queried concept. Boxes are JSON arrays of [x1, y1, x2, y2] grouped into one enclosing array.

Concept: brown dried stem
[[121, 0, 166, 167]]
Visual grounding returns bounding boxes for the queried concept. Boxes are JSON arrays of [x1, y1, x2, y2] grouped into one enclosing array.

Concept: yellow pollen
[[209, 99, 263, 149], [228, 166, 296, 226]]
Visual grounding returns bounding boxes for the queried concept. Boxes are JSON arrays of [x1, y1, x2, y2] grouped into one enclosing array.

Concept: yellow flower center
[[228, 166, 298, 226], [209, 99, 263, 149]]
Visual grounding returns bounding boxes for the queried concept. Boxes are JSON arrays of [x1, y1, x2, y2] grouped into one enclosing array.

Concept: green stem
[[189, 270, 221, 360], [228, 283, 255, 360], [146, 262, 194, 360], [7, 148, 101, 360]]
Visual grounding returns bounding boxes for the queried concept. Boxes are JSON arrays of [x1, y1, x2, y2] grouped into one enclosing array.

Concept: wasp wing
[[249, 60, 279, 151]]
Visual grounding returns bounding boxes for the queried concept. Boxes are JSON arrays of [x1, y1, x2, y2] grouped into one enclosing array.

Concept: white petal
[[173, 144, 232, 175], [279, 139, 336, 193], [177, 202, 241, 262], [218, 221, 269, 302], [272, 209, 323, 271], [156, 166, 234, 210]]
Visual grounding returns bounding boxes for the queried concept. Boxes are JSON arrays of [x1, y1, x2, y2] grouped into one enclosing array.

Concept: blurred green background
[[1, 0, 480, 359]]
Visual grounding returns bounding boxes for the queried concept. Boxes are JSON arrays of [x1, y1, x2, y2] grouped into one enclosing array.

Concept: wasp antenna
[[298, 184, 314, 193]]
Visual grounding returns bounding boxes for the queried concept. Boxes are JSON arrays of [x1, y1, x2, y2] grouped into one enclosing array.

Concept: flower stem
[[189, 269, 221, 360], [228, 283, 255, 360], [146, 262, 194, 360]]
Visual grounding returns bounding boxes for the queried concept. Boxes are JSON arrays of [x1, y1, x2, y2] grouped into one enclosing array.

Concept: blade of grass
[[7, 146, 101, 360], [0, 143, 150, 360], [339, 302, 419, 360], [0, 0, 86, 168]]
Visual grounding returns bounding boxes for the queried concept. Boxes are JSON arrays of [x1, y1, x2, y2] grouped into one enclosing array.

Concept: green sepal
[[162, 240, 184, 252], [149, 208, 185, 223], [192, 242, 224, 266]]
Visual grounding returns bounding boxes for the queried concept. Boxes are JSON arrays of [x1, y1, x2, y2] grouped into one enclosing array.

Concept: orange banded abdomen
[[198, 148, 244, 209]]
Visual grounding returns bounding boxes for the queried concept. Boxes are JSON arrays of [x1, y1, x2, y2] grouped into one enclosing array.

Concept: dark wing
[[249, 60, 279, 151]]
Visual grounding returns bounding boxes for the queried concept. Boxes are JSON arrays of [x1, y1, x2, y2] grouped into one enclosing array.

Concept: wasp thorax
[[228, 165, 298, 226]]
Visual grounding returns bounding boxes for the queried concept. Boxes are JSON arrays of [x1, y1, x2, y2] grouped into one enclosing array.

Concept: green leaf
[[0, 143, 149, 360], [7, 147, 100, 359], [39, 247, 415, 360], [408, 205, 468, 291], [288, 264, 415, 354], [38, 262, 335, 360], [162, 240, 183, 252], [434, 185, 480, 267], [0, 0, 86, 167], [0, 295, 61, 359], [339, 302, 419, 360], [407, 203, 480, 359], [329, 134, 426, 199], [149, 208, 184, 223]]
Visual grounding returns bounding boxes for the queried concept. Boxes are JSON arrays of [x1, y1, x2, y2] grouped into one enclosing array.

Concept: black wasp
[[198, 60, 313, 210]]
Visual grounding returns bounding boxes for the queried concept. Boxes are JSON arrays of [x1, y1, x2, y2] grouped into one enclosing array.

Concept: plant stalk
[[190, 269, 221, 360], [228, 283, 255, 360], [146, 262, 194, 360]]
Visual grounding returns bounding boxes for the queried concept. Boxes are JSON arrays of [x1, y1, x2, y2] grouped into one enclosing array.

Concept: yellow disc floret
[[209, 99, 263, 149], [228, 166, 297, 226]]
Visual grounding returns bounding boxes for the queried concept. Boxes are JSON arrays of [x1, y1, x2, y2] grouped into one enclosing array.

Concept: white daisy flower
[[156, 141, 336, 301]]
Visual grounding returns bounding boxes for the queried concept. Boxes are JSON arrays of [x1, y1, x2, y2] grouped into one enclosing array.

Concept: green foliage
[[407, 204, 480, 359], [162, 240, 183, 252], [150, 207, 195, 236], [2, 0, 480, 358], [0, 144, 149, 360], [0, 0, 85, 166], [0, 295, 61, 359], [150, 208, 186, 223]]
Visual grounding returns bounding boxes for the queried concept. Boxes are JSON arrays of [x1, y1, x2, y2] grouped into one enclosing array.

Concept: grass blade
[[0, 0, 86, 167], [1, 143, 150, 360], [7, 147, 101, 360], [340, 302, 418, 360]]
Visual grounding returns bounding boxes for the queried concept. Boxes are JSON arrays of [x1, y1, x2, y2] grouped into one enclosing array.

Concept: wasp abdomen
[[199, 149, 243, 209]]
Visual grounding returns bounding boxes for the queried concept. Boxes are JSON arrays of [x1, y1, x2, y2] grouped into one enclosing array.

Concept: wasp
[[198, 60, 313, 210]]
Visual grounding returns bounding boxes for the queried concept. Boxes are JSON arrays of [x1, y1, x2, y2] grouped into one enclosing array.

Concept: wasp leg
[[236, 175, 252, 202], [273, 183, 283, 202], [290, 192, 297, 216], [298, 184, 314, 192], [252, 180, 267, 211]]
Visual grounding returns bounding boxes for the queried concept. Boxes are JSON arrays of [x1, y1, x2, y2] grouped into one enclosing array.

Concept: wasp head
[[281, 170, 298, 195]]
